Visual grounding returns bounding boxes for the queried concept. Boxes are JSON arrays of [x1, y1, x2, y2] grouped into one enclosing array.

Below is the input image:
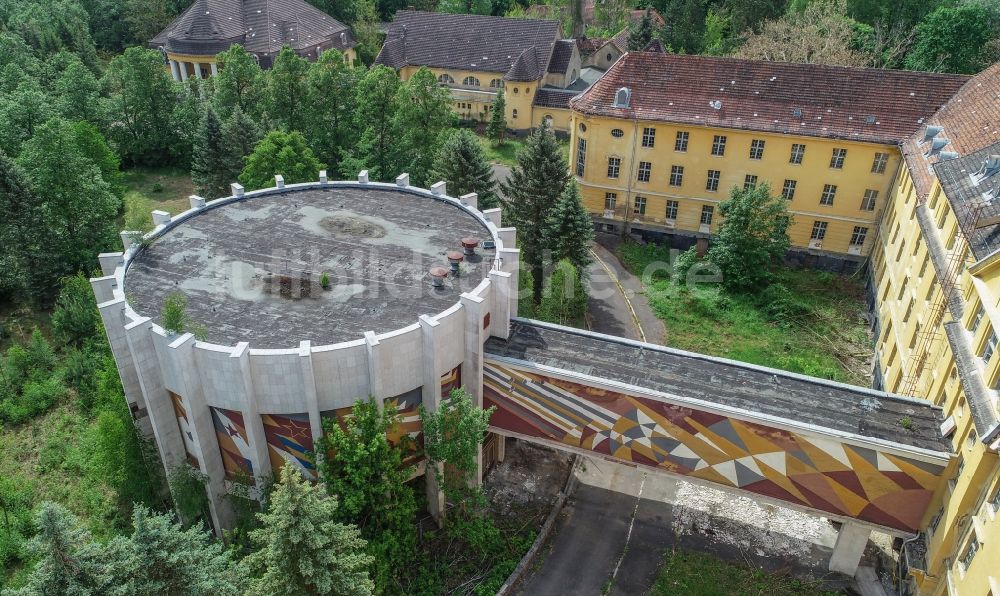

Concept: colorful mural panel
[[211, 407, 254, 480], [483, 361, 946, 533], [385, 388, 424, 464], [169, 391, 199, 468], [441, 365, 462, 397], [262, 413, 316, 479]]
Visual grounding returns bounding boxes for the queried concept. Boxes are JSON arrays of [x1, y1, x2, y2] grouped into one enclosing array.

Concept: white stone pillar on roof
[[419, 314, 446, 524], [460, 292, 486, 486]]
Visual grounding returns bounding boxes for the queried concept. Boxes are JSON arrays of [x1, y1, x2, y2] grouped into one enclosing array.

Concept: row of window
[[602, 157, 879, 210], [437, 74, 504, 89], [604, 127, 890, 173], [603, 191, 868, 247]]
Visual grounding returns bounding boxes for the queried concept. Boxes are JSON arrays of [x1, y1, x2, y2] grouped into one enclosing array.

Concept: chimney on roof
[[939, 151, 959, 161], [925, 137, 950, 157], [981, 155, 1000, 178], [923, 125, 943, 142]]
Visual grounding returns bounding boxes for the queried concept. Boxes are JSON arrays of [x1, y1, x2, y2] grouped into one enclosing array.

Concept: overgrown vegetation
[[617, 242, 872, 385], [650, 549, 842, 596]]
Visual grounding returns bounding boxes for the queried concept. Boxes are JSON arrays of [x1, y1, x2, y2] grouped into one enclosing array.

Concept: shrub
[[757, 283, 809, 324], [161, 292, 188, 334], [671, 247, 699, 285], [320, 272, 330, 290], [52, 274, 101, 347]]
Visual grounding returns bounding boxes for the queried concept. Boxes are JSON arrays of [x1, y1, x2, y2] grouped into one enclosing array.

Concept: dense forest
[[0, 0, 996, 592]]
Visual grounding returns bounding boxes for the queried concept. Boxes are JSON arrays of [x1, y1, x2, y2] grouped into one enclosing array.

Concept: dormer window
[[613, 87, 631, 108]]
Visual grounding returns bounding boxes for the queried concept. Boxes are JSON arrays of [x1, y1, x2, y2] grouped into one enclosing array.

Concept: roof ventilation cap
[[709, 100, 722, 110], [926, 137, 950, 157], [981, 155, 1000, 178], [923, 125, 943, 142], [791, 107, 802, 118], [865, 115, 877, 124], [613, 87, 631, 108], [939, 151, 960, 161]]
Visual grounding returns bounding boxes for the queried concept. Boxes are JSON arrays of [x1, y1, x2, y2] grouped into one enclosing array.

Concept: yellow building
[[568, 52, 967, 267], [375, 10, 586, 135], [870, 63, 1000, 596], [149, 0, 356, 81]]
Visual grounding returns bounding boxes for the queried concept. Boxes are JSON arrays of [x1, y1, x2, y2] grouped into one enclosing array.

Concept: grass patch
[[477, 134, 524, 168], [121, 166, 195, 232], [616, 242, 872, 386], [651, 549, 842, 596]]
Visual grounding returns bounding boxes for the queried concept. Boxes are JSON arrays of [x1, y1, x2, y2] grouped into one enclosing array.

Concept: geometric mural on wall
[[483, 361, 947, 533], [261, 413, 316, 479], [385, 387, 424, 465], [211, 406, 255, 481], [169, 390, 200, 469], [441, 365, 462, 397]]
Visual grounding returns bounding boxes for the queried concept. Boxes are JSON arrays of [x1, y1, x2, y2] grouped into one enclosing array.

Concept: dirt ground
[[484, 438, 574, 517]]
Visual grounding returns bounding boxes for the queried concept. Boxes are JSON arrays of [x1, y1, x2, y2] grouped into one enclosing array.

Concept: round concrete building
[[90, 173, 520, 531]]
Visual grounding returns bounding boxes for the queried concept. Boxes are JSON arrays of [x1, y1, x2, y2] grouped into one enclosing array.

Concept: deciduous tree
[[904, 2, 999, 74], [240, 130, 324, 190], [732, 0, 869, 67], [305, 49, 361, 170], [393, 67, 454, 187], [431, 129, 500, 210], [267, 46, 310, 132], [213, 45, 265, 119], [247, 463, 374, 596], [340, 65, 401, 181]]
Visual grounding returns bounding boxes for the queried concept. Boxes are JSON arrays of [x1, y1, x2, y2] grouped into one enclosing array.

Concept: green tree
[[192, 107, 239, 199], [9, 503, 109, 595], [486, 88, 507, 145], [15, 118, 121, 300], [538, 259, 588, 325], [420, 388, 494, 501], [167, 463, 211, 528], [3, 0, 100, 69], [733, 0, 870, 67], [240, 130, 325, 190], [431, 129, 500, 210], [267, 46, 311, 132], [0, 152, 35, 298], [341, 65, 401, 181], [222, 106, 263, 181], [352, 0, 384, 65], [393, 67, 454, 187], [246, 463, 374, 596], [214, 45, 265, 119], [628, 9, 658, 50], [71, 121, 125, 199], [304, 49, 361, 170], [316, 398, 418, 590], [54, 57, 104, 127], [708, 182, 791, 292], [545, 181, 594, 272], [122, 0, 176, 46], [501, 124, 570, 304], [51, 273, 100, 347], [438, 0, 493, 14], [103, 505, 245, 595], [103, 47, 181, 165], [0, 78, 51, 157], [161, 292, 188, 334], [905, 2, 999, 74]]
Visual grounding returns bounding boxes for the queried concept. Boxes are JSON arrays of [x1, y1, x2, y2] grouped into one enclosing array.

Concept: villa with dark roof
[[375, 10, 590, 134], [150, 0, 356, 82]]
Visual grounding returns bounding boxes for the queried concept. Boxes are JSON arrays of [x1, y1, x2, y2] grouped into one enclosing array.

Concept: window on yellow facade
[[700, 205, 714, 225], [903, 298, 914, 322], [749, 139, 765, 160], [989, 484, 1000, 515], [810, 220, 827, 240], [611, 128, 624, 138], [910, 322, 921, 349], [637, 161, 651, 182], [642, 127, 655, 147], [925, 282, 936, 302], [937, 203, 950, 229], [607, 156, 620, 178], [789, 143, 805, 164], [604, 192, 616, 210], [489, 78, 503, 88], [438, 73, 455, 84], [928, 508, 944, 535], [871, 152, 889, 174], [634, 196, 646, 215], [820, 184, 837, 205], [960, 534, 980, 574], [706, 170, 720, 191], [575, 138, 586, 176], [945, 225, 958, 251], [981, 327, 997, 363], [463, 76, 480, 87], [665, 200, 678, 220], [512, 109, 518, 119], [861, 189, 878, 211], [969, 304, 985, 333], [669, 165, 684, 186], [830, 148, 847, 169], [711, 135, 726, 156], [674, 131, 689, 152], [919, 254, 930, 278], [743, 174, 757, 190], [850, 226, 868, 247], [781, 179, 796, 200]]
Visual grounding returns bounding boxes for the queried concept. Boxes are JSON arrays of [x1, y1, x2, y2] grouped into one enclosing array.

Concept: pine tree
[[501, 124, 570, 304], [0, 151, 36, 298], [11, 503, 110, 595], [221, 106, 262, 185], [103, 505, 245, 595], [486, 88, 507, 145], [628, 9, 656, 51], [431, 129, 499, 210], [190, 107, 233, 199], [246, 463, 374, 596], [545, 181, 594, 272]]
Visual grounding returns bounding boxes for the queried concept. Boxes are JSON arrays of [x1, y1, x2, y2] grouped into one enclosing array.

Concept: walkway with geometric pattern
[[484, 319, 955, 536]]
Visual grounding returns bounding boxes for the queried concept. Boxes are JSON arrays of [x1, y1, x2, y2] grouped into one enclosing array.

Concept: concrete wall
[[91, 178, 515, 532]]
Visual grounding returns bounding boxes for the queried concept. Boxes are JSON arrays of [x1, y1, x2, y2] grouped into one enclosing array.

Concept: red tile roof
[[900, 62, 1000, 201], [570, 52, 970, 146]]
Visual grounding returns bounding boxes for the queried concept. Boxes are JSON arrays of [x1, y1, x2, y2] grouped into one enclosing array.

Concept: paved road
[[520, 459, 849, 596], [587, 240, 666, 344]]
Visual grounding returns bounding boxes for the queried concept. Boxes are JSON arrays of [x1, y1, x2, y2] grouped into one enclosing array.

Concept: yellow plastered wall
[[399, 66, 543, 129], [568, 109, 898, 257], [531, 107, 572, 132]]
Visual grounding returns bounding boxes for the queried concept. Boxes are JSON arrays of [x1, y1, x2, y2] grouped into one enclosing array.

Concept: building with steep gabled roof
[[150, 0, 356, 81]]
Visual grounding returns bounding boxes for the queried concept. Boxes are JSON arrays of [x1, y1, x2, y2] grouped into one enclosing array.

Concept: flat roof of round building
[[124, 186, 496, 347]]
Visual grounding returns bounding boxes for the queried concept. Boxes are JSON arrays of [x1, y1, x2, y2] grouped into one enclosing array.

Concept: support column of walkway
[[828, 522, 871, 576]]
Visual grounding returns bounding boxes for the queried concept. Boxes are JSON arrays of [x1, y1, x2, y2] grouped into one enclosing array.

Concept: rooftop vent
[[430, 267, 448, 288], [939, 151, 960, 161], [446, 251, 464, 274], [461, 237, 480, 256], [865, 115, 877, 124], [925, 137, 950, 157], [792, 107, 802, 118], [980, 155, 1000, 178], [709, 100, 722, 110], [613, 87, 631, 108], [923, 125, 943, 142]]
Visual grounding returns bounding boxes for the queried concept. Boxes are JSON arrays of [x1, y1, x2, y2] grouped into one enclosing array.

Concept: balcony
[[445, 86, 498, 103]]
